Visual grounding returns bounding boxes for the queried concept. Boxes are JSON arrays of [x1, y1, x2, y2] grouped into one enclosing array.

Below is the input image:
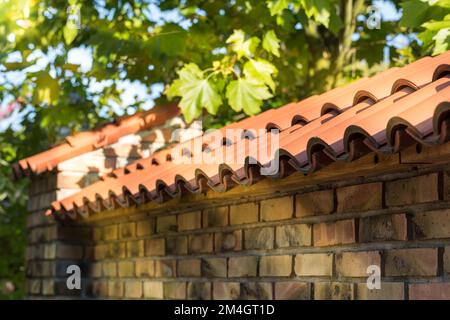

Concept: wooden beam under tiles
[[82, 141, 450, 223]]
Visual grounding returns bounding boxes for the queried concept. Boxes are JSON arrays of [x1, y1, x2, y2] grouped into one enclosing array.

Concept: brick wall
[[25, 163, 450, 299]]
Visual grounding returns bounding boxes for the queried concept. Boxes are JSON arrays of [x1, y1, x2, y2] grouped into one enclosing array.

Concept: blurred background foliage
[[0, 0, 449, 299]]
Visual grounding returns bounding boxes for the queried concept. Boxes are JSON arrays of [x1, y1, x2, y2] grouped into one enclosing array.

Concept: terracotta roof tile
[[42, 51, 450, 218], [12, 104, 180, 179]]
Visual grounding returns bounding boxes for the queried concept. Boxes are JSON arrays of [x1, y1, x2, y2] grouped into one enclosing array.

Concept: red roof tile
[[44, 51, 450, 218], [12, 104, 180, 179]]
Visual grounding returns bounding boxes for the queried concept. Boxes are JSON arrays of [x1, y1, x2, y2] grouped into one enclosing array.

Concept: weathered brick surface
[[445, 246, 450, 274], [337, 183, 382, 213], [137, 219, 155, 237], [230, 202, 258, 225], [203, 207, 229, 227], [145, 238, 165, 256], [276, 224, 311, 248], [409, 283, 450, 300], [359, 214, 407, 242], [260, 196, 293, 221], [178, 211, 201, 231], [154, 260, 176, 278], [143, 281, 163, 299], [314, 282, 354, 300], [385, 174, 439, 206], [187, 282, 211, 300], [124, 281, 142, 298], [240, 282, 272, 300], [178, 259, 201, 277], [156, 215, 177, 233], [411, 209, 450, 239], [103, 225, 118, 240], [259, 255, 292, 277], [127, 240, 144, 257], [275, 282, 311, 300], [215, 230, 242, 252], [356, 282, 404, 300], [166, 236, 188, 255], [444, 171, 450, 201], [313, 219, 356, 247], [164, 282, 186, 299], [189, 234, 213, 253], [120, 222, 136, 239], [118, 261, 134, 277], [296, 190, 334, 217], [228, 257, 258, 277], [108, 280, 124, 298], [336, 251, 381, 277], [201, 258, 227, 278], [244, 227, 274, 250], [135, 260, 155, 278], [295, 253, 333, 276], [213, 282, 240, 300], [385, 248, 438, 276]]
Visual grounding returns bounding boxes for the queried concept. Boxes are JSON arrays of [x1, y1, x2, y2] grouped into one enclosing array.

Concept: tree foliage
[[0, 0, 448, 298]]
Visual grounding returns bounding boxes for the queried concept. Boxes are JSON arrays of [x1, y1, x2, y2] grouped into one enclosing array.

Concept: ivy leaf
[[243, 59, 277, 91], [262, 30, 280, 57], [266, 0, 289, 16], [165, 63, 222, 122], [226, 78, 273, 115], [226, 30, 260, 58]]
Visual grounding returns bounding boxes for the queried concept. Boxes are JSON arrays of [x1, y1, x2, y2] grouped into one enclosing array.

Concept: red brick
[[178, 211, 201, 231], [385, 248, 438, 276], [296, 190, 334, 217], [228, 256, 258, 277], [412, 209, 450, 239], [213, 282, 240, 300], [313, 219, 356, 247], [337, 183, 382, 213], [203, 206, 229, 227], [409, 283, 450, 300], [386, 174, 438, 206], [295, 253, 333, 276], [336, 251, 381, 277], [230, 203, 259, 225], [275, 282, 311, 300], [356, 282, 404, 300], [260, 255, 292, 277], [359, 214, 407, 242], [261, 196, 293, 221], [244, 227, 274, 250]]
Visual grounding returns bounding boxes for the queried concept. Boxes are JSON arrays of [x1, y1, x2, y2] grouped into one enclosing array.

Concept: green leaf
[[32, 71, 60, 105], [243, 59, 277, 91], [329, 10, 343, 35], [431, 27, 450, 54], [262, 30, 280, 57], [400, 0, 430, 28], [226, 30, 260, 58], [166, 63, 222, 122], [266, 0, 289, 16], [300, 0, 331, 27], [63, 20, 78, 45], [226, 78, 273, 115]]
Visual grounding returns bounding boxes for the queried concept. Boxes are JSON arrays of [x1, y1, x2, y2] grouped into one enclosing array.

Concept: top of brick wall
[[46, 50, 450, 219], [12, 104, 180, 180]]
